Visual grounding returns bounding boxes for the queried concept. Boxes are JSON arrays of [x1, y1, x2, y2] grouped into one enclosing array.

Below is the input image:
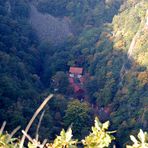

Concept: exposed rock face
[[29, 5, 73, 44], [119, 9, 148, 81]]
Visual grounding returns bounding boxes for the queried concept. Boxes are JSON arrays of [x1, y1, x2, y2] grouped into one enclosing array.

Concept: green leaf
[[102, 121, 110, 130], [28, 142, 37, 148], [130, 135, 138, 145], [82, 117, 115, 148], [66, 128, 73, 142], [94, 117, 102, 131], [138, 129, 145, 143]]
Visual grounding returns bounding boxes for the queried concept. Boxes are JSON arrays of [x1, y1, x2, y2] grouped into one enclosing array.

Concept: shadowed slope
[[29, 5, 73, 44]]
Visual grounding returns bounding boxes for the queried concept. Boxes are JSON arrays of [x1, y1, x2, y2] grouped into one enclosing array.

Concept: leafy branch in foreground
[[0, 117, 148, 148], [0, 121, 20, 148], [126, 129, 148, 148], [82, 117, 115, 148], [46, 127, 78, 148], [0, 133, 18, 148]]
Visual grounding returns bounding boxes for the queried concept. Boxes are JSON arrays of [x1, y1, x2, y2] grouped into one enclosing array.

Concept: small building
[[68, 67, 85, 99], [69, 67, 83, 77]]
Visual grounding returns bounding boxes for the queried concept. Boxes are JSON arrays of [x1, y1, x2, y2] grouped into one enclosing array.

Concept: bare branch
[[22, 130, 34, 143], [35, 110, 45, 141], [10, 126, 21, 139], [0, 121, 6, 134], [19, 94, 53, 148]]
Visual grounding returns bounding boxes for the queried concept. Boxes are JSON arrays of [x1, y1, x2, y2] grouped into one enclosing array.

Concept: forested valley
[[0, 0, 148, 147]]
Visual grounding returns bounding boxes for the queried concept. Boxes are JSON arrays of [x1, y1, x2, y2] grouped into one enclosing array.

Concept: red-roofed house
[[68, 66, 85, 99], [69, 67, 83, 75]]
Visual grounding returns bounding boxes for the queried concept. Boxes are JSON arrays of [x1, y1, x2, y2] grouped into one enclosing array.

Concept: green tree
[[52, 71, 69, 94], [64, 100, 92, 139]]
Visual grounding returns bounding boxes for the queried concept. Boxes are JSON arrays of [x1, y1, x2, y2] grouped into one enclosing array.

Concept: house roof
[[69, 67, 83, 74]]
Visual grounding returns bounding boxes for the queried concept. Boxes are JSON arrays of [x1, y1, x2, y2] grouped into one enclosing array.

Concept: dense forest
[[0, 0, 148, 147]]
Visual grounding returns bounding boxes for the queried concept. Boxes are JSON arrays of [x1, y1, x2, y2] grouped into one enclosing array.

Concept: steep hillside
[[0, 0, 43, 130], [110, 0, 148, 146], [29, 4, 73, 44]]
